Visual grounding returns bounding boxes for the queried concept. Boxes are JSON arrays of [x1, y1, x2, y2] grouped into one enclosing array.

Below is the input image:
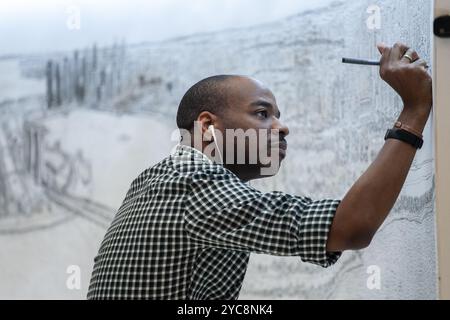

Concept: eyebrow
[[249, 100, 281, 118]]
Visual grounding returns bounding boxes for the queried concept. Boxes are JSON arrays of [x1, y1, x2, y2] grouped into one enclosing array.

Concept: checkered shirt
[[87, 144, 341, 299]]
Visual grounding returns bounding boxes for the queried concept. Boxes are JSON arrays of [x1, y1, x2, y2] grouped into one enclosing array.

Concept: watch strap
[[384, 128, 424, 149]]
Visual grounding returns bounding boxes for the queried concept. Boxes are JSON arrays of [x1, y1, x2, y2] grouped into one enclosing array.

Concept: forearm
[[328, 108, 430, 251]]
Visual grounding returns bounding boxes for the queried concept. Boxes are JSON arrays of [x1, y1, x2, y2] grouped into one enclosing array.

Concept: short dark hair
[[176, 75, 237, 130]]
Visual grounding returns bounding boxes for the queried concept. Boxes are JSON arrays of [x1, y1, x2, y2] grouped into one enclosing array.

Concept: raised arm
[[326, 42, 433, 251]]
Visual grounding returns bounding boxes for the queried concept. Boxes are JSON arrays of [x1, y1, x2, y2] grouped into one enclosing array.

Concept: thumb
[[377, 42, 386, 54]]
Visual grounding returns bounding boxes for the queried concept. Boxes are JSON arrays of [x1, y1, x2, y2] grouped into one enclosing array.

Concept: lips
[[278, 141, 288, 151], [270, 140, 288, 158], [271, 140, 287, 150]]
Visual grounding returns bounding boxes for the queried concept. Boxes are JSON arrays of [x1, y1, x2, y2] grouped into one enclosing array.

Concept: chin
[[255, 160, 283, 178]]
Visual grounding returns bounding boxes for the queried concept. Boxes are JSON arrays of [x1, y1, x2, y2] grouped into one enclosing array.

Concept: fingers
[[378, 43, 391, 67], [401, 48, 420, 64], [390, 42, 410, 61], [378, 42, 430, 80], [412, 58, 429, 69], [380, 42, 427, 65], [376, 42, 387, 54]]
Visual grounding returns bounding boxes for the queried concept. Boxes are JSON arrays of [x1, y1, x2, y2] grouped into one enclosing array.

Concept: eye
[[256, 110, 269, 118]]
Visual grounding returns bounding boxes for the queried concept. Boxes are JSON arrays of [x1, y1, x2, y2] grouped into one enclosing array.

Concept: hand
[[377, 42, 432, 117]]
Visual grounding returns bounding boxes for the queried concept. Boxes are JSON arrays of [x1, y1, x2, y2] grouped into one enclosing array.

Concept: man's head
[[176, 75, 290, 181]]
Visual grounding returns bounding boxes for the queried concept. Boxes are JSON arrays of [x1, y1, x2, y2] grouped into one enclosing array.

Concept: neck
[[223, 164, 263, 182], [180, 137, 260, 182]]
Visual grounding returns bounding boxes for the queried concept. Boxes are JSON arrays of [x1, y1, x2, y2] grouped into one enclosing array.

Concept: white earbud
[[207, 125, 214, 137], [203, 126, 213, 141], [208, 125, 223, 164]]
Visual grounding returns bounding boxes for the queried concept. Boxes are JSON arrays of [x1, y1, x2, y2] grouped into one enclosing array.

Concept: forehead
[[225, 77, 276, 106]]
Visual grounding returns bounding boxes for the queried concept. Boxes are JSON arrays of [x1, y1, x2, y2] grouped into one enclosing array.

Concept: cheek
[[231, 112, 270, 129], [221, 115, 273, 148]]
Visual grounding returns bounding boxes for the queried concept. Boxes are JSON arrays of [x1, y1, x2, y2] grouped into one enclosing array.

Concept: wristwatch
[[384, 127, 424, 149]]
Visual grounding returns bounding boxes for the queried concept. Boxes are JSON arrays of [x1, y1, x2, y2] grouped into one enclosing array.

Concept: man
[[87, 42, 432, 299]]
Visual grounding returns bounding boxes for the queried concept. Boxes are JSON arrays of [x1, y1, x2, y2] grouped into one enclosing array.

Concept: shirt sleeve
[[183, 167, 342, 268]]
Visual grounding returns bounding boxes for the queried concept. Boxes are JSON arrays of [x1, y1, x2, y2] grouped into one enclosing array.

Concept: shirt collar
[[173, 144, 215, 165], [171, 144, 252, 186]]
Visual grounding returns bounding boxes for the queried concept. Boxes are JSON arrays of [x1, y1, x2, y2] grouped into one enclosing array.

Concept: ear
[[197, 111, 217, 140]]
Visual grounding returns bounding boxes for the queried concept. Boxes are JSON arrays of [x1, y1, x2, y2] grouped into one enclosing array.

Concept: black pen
[[342, 57, 380, 66], [342, 57, 429, 69]]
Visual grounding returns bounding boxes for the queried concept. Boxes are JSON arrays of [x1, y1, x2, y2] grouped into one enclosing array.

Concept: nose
[[272, 118, 290, 138]]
